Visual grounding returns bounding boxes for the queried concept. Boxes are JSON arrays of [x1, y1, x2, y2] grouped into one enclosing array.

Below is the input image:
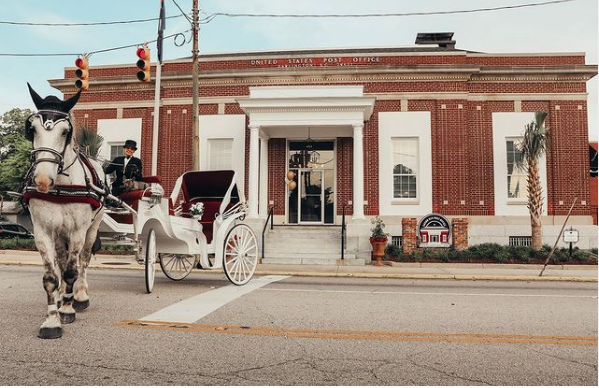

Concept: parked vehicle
[[0, 222, 34, 239]]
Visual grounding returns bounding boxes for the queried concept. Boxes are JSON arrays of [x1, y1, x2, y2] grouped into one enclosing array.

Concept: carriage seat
[[181, 198, 224, 244], [109, 175, 164, 224]]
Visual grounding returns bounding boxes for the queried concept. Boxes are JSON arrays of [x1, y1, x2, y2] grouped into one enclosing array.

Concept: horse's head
[[25, 83, 81, 192]]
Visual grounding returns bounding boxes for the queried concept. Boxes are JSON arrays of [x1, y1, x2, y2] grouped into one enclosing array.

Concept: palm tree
[[516, 112, 549, 251], [75, 124, 104, 158]]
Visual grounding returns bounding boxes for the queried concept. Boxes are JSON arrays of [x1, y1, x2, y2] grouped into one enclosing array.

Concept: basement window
[[509, 236, 531, 247], [391, 236, 402, 247]]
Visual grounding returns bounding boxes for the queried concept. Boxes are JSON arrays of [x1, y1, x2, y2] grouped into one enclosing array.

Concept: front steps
[[261, 225, 365, 266]]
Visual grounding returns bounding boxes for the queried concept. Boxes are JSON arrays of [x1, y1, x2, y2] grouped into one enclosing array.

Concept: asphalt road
[[0, 265, 597, 385]]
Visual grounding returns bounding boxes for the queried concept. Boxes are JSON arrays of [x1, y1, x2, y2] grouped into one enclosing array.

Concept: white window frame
[[505, 137, 528, 202], [392, 137, 419, 200], [378, 112, 432, 216], [492, 112, 547, 216]]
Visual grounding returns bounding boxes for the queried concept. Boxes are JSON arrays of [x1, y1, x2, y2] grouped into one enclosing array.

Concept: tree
[[0, 108, 33, 194], [516, 112, 549, 251], [75, 124, 104, 158]]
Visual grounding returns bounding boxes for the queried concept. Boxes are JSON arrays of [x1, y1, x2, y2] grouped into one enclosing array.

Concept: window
[[506, 139, 527, 199], [208, 139, 233, 170], [509, 236, 532, 247], [110, 144, 125, 160], [392, 138, 418, 199]]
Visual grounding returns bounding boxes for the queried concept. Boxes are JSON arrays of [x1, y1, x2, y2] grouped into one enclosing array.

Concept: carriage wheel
[[145, 229, 157, 293], [223, 224, 258, 286], [159, 254, 195, 281]]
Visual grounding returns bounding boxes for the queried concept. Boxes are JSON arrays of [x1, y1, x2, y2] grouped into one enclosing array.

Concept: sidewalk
[[1, 249, 597, 282]]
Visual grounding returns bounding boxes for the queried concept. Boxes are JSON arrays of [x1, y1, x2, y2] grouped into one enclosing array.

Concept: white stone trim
[[197, 115, 246, 184], [96, 118, 142, 163], [492, 112, 548, 216], [378, 112, 432, 216]]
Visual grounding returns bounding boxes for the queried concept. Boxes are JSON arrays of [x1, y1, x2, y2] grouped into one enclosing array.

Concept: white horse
[[23, 84, 106, 339]]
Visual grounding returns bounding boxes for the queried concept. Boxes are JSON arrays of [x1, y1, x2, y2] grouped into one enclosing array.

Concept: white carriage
[[99, 170, 258, 293]]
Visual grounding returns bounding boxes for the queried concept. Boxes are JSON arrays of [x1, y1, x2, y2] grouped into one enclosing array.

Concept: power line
[[0, 29, 192, 57], [200, 0, 575, 21], [171, 0, 193, 24], [0, 14, 185, 27]]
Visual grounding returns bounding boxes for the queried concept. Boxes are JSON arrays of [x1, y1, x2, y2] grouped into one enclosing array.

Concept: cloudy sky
[[1, 0, 596, 139]]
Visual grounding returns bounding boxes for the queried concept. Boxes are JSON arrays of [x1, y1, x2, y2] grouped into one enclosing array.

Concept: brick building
[[49, 33, 598, 262]]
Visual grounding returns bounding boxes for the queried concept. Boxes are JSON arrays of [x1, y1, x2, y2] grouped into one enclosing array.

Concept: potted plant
[[189, 202, 204, 220], [370, 216, 389, 266]]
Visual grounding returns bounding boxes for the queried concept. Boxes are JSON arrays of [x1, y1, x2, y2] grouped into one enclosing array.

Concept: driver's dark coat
[[104, 156, 143, 195]]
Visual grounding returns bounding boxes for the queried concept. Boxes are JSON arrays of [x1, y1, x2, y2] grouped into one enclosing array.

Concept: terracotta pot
[[370, 238, 387, 266]]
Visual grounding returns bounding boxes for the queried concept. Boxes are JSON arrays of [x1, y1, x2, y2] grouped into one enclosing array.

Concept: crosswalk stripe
[[141, 275, 289, 323]]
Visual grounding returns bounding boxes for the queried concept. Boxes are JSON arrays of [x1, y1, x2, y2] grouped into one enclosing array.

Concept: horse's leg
[[57, 232, 85, 324], [55, 239, 68, 309], [73, 214, 102, 311], [36, 234, 63, 339]]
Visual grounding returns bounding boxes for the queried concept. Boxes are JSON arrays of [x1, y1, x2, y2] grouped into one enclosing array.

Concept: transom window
[[506, 139, 527, 199], [392, 137, 418, 199]]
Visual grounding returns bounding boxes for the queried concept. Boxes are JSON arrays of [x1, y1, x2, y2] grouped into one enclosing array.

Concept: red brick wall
[[591, 142, 598, 225], [452, 218, 469, 250], [60, 50, 593, 220], [268, 139, 286, 216], [336, 137, 353, 215]]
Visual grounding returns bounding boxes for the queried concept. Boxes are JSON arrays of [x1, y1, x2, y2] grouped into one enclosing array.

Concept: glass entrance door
[[287, 140, 335, 224], [299, 169, 323, 223]]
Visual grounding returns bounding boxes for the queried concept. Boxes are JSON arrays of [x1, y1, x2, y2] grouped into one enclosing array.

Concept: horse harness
[[22, 110, 107, 210]]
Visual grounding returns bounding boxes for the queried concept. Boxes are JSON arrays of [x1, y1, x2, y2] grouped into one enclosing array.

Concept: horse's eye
[[62, 129, 69, 136]]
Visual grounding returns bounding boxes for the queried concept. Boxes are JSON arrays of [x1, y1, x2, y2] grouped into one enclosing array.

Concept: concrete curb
[[2, 250, 597, 282]]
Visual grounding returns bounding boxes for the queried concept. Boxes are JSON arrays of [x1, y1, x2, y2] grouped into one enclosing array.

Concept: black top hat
[[123, 140, 137, 150]]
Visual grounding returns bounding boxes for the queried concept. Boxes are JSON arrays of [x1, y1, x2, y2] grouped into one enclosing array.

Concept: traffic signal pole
[[192, 0, 200, 170], [151, 61, 161, 175]]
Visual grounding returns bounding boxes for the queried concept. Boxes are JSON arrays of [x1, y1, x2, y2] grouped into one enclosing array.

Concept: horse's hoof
[[73, 300, 90, 312], [60, 312, 76, 324], [38, 327, 62, 339]]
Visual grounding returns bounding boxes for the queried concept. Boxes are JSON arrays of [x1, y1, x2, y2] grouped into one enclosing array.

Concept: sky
[[0, 0, 597, 140]]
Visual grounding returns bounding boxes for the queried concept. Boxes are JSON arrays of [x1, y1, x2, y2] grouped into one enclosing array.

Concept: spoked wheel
[[160, 254, 195, 281], [145, 229, 157, 293], [223, 224, 258, 286]]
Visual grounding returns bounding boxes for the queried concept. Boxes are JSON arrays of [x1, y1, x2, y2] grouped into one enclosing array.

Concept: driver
[[104, 140, 143, 196]]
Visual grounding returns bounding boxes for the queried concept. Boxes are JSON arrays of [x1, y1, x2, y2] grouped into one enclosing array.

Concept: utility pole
[[192, 0, 200, 170]]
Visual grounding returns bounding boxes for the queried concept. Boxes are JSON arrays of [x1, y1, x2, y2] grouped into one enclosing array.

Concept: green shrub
[[385, 244, 403, 260], [0, 238, 37, 250]]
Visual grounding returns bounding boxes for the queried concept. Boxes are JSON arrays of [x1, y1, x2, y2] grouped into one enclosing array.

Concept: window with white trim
[[208, 139, 233, 170], [110, 144, 125, 160], [506, 138, 527, 199], [392, 137, 418, 199]]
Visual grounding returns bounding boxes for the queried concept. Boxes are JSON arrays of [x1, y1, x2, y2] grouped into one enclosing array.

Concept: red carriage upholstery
[[109, 176, 167, 224], [178, 171, 240, 244]]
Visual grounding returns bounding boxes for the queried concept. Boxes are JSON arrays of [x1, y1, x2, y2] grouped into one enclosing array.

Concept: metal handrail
[[261, 206, 274, 259], [341, 204, 347, 260]]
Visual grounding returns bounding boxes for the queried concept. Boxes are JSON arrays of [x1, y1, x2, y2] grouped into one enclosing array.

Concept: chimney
[[415, 32, 456, 49]]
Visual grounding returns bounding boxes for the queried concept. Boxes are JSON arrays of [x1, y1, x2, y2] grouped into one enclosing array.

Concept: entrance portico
[[238, 86, 375, 222]]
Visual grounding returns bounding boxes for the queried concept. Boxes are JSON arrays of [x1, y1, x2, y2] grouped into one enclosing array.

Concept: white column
[[352, 123, 365, 219], [259, 135, 269, 218], [248, 124, 260, 219]]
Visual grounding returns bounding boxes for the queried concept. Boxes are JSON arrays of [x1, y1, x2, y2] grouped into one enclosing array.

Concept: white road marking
[[258, 288, 598, 298], [141, 275, 289, 323]]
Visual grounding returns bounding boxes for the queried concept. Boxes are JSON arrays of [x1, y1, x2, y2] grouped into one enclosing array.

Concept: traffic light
[[136, 46, 150, 82], [75, 55, 89, 90]]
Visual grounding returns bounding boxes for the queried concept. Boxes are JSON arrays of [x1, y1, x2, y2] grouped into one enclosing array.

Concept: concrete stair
[[261, 225, 364, 266]]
